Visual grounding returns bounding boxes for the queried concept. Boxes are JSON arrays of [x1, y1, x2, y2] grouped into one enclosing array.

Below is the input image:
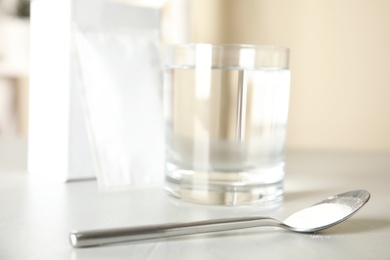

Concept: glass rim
[[165, 43, 289, 52], [165, 43, 289, 69]]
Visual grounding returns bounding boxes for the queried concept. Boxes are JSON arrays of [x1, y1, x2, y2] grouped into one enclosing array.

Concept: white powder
[[283, 203, 353, 229]]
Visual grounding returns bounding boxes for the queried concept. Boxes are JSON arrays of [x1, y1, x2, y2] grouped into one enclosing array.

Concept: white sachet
[[74, 8, 164, 191]]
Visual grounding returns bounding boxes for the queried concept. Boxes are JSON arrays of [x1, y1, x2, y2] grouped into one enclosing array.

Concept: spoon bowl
[[283, 190, 370, 232], [70, 190, 370, 248]]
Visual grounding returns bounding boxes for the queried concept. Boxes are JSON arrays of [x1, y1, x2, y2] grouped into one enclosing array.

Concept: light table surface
[[1, 151, 390, 260]]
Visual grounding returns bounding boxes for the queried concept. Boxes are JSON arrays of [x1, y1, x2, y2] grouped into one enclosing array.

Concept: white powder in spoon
[[283, 203, 353, 229]]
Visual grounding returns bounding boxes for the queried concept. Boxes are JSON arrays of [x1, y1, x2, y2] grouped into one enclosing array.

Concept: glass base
[[165, 164, 284, 206]]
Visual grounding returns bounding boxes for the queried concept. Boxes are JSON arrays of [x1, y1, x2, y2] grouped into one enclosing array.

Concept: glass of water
[[163, 44, 290, 206]]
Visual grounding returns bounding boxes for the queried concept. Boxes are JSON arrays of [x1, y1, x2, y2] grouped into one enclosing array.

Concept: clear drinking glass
[[163, 44, 290, 206]]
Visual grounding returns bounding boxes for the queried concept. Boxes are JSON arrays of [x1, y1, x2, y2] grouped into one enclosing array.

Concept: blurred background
[[0, 0, 29, 170], [1, 0, 389, 170]]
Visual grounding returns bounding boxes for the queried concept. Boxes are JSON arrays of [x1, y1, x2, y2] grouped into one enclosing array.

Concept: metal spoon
[[69, 190, 370, 248]]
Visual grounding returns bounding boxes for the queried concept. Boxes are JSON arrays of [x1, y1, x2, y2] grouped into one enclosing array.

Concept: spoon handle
[[70, 216, 280, 248]]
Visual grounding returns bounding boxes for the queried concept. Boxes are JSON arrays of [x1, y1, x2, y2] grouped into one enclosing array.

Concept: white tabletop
[[1, 150, 390, 260]]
